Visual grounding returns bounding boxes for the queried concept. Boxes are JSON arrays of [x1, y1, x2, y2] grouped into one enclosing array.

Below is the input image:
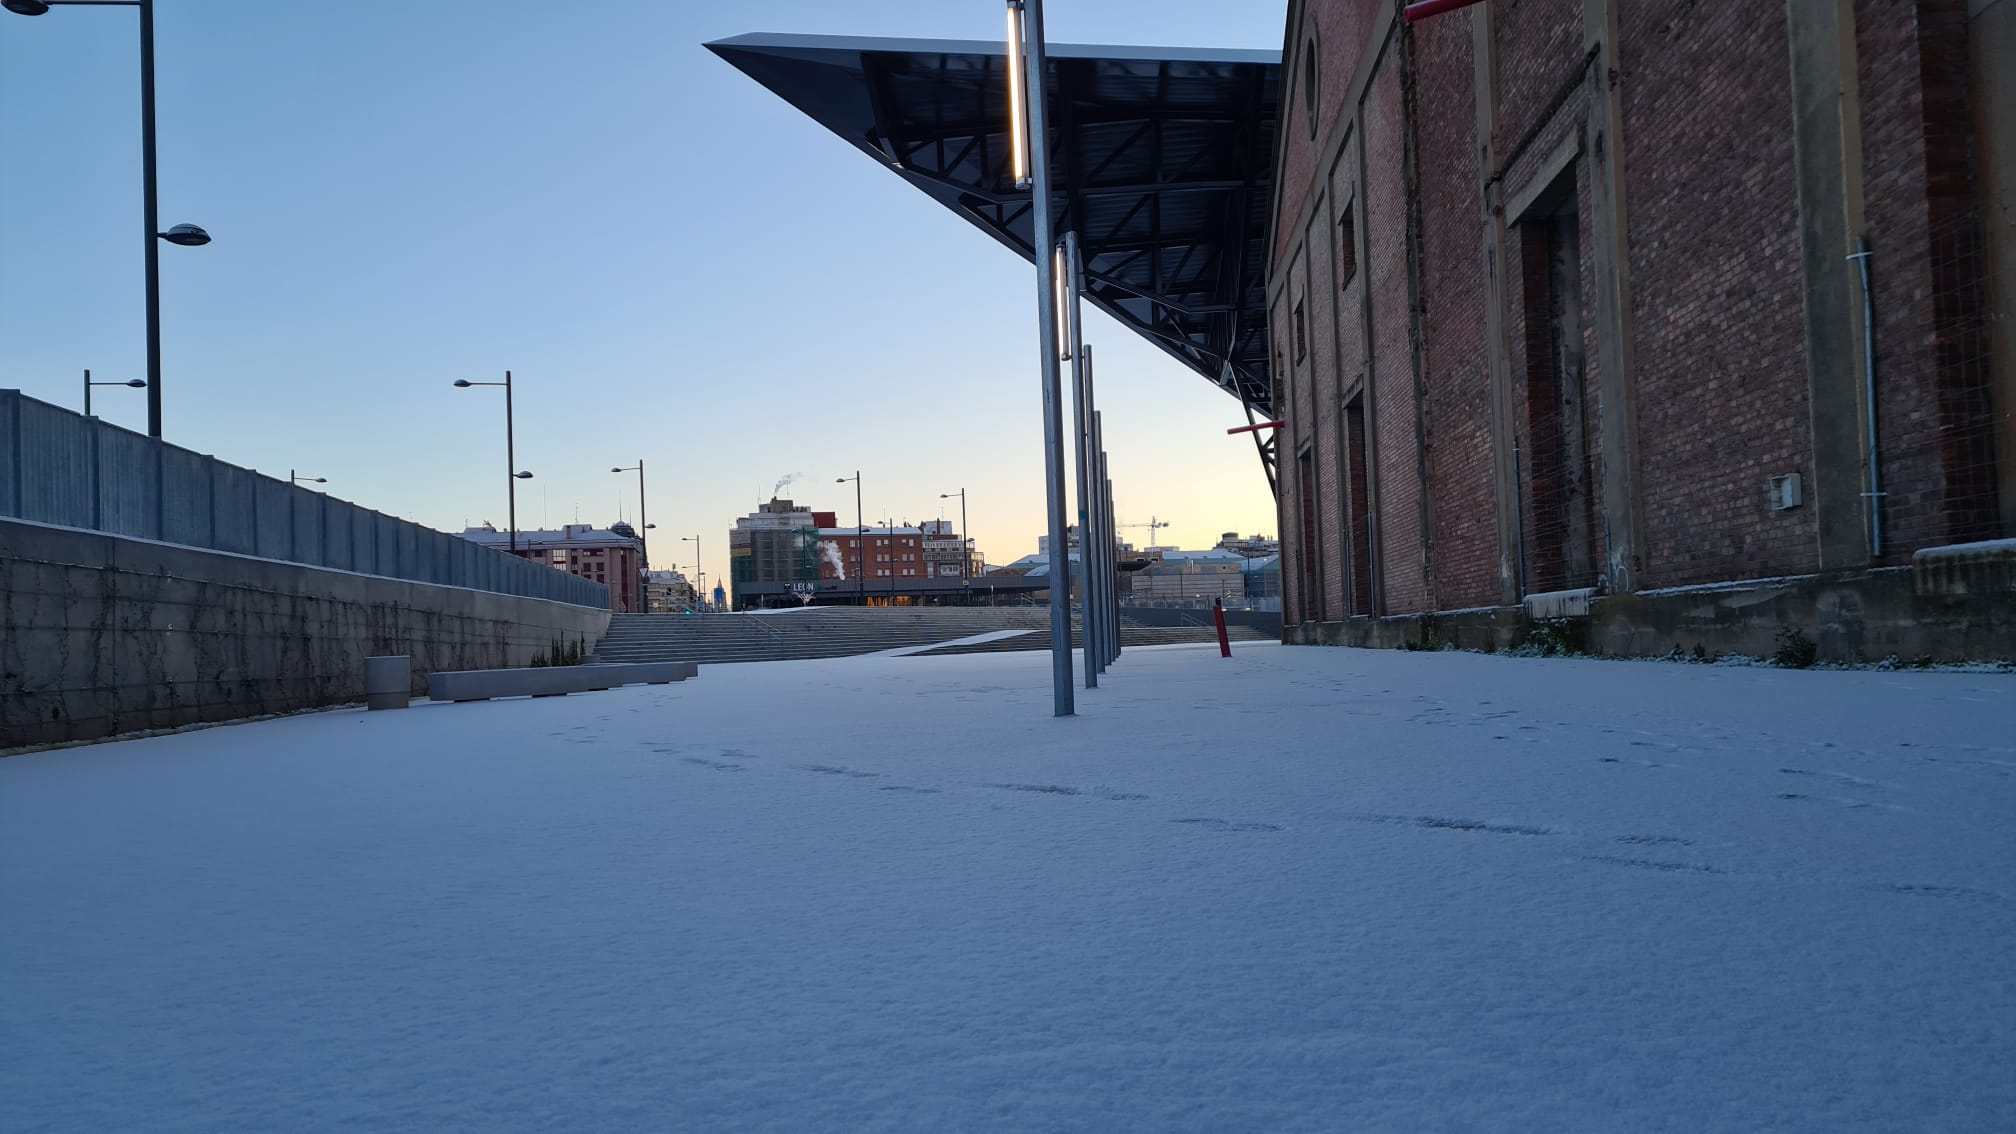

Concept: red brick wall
[[1491, 0, 1587, 163], [1267, 0, 1996, 622], [1325, 133, 1365, 617], [1365, 62, 1428, 613], [1613, 2, 1813, 587], [1856, 0, 2001, 554], [1409, 16, 1498, 610]]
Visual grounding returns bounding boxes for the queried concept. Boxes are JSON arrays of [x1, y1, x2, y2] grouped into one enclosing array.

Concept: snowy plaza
[[3, 643, 2012, 1131]]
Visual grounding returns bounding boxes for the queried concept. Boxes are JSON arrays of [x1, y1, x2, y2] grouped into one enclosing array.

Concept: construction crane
[[1119, 516, 1169, 547]]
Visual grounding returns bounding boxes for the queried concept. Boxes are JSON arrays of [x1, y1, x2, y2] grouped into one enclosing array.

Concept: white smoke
[[821, 539, 846, 580], [773, 471, 803, 497]]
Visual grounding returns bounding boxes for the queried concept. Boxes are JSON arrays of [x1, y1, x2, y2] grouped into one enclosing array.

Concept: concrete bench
[[584, 661, 699, 685], [428, 661, 698, 703]]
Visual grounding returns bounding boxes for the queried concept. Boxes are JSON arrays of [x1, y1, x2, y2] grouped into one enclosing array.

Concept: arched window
[[1303, 36, 1319, 136]]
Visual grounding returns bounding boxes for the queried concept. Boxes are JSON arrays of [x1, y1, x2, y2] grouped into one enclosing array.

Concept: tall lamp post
[[680, 534, 701, 611], [940, 488, 971, 583], [612, 459, 649, 569], [452, 372, 533, 550], [7, 0, 211, 440], [82, 369, 146, 417], [879, 517, 900, 603], [836, 471, 864, 607], [1006, 0, 1074, 714]]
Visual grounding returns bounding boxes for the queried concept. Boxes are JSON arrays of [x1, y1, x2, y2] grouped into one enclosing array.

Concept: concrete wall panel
[[95, 423, 161, 541], [0, 516, 613, 748], [18, 399, 95, 528]]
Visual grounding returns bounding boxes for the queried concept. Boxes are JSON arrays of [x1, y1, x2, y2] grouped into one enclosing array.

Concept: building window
[[1303, 36, 1318, 137], [1337, 202, 1357, 290], [1293, 300, 1307, 361]]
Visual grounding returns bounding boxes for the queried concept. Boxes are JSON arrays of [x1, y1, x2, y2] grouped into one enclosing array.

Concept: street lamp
[[939, 488, 971, 583], [680, 534, 701, 612], [7, 0, 211, 439], [611, 460, 649, 571], [836, 471, 864, 607], [1005, 0, 1074, 715], [82, 369, 146, 417], [289, 470, 327, 486], [452, 372, 532, 550], [880, 517, 900, 603]]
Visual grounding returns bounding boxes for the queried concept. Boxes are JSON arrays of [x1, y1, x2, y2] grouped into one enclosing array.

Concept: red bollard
[[1213, 597, 1232, 658]]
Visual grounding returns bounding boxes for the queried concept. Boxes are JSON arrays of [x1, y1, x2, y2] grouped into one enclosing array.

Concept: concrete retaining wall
[[1, 517, 611, 748], [1288, 563, 2016, 664]]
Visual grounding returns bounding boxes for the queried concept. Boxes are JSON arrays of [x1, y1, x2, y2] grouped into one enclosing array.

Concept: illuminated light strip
[[1005, 1, 1029, 188]]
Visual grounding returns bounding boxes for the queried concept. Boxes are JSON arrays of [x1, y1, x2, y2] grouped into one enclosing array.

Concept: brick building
[[819, 525, 927, 585], [1270, 0, 2012, 653], [461, 523, 645, 613]]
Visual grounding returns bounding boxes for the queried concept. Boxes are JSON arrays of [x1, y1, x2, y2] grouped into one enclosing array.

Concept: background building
[[1269, 0, 2012, 652], [645, 569, 697, 614], [730, 498, 1002, 608], [462, 523, 644, 613]]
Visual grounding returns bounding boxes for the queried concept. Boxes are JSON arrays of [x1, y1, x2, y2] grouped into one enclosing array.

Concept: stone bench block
[[584, 661, 699, 684], [428, 666, 617, 703]]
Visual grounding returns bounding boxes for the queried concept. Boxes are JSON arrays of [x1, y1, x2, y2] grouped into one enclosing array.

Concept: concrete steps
[[588, 608, 1251, 666], [908, 624, 1274, 657]]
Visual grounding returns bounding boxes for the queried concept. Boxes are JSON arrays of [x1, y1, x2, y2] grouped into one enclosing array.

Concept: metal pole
[[1019, 0, 1073, 715], [1084, 345, 1107, 671], [83, 368, 91, 417], [960, 490, 970, 582], [139, 0, 163, 438], [855, 472, 865, 607], [1063, 234, 1095, 689], [504, 370, 518, 551], [1095, 409, 1113, 666], [1851, 238, 1884, 557]]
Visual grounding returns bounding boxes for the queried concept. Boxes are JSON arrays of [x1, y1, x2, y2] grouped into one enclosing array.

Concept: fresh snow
[[3, 643, 2012, 1132]]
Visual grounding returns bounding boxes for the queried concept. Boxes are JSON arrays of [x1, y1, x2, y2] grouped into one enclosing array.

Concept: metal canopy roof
[[706, 33, 1281, 421]]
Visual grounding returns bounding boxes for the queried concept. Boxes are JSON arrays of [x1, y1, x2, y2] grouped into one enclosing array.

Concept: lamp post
[[289, 470, 326, 487], [1006, 0, 1074, 715], [611, 460, 648, 570], [82, 369, 146, 417], [880, 517, 900, 603], [7, 0, 211, 440], [836, 471, 864, 607], [939, 488, 970, 584], [452, 372, 532, 550], [680, 534, 701, 612]]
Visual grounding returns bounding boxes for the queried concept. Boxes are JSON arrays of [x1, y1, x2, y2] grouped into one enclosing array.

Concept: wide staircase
[[590, 607, 1270, 666]]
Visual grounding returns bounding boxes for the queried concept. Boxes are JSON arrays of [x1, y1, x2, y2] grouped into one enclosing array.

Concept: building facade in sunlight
[[1270, 0, 2013, 658], [461, 523, 644, 614]]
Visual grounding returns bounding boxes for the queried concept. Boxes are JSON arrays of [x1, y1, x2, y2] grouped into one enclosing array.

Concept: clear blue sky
[[0, 0, 1284, 590]]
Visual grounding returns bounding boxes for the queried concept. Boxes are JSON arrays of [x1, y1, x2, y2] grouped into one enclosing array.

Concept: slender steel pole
[[138, 0, 163, 437], [83, 368, 92, 418], [504, 370, 517, 552], [1062, 233, 1095, 689], [1019, 0, 1073, 715], [855, 472, 865, 607], [960, 490, 970, 582], [636, 459, 648, 570]]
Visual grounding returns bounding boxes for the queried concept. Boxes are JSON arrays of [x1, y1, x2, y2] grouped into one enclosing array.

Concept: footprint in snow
[[683, 757, 743, 772], [800, 764, 881, 779], [1171, 817, 1282, 833], [988, 783, 1147, 801]]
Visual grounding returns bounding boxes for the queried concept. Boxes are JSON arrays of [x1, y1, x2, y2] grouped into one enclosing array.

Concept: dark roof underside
[[707, 33, 1280, 416]]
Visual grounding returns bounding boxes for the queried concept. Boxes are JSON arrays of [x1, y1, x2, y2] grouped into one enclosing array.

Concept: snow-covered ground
[[3, 643, 2011, 1132]]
